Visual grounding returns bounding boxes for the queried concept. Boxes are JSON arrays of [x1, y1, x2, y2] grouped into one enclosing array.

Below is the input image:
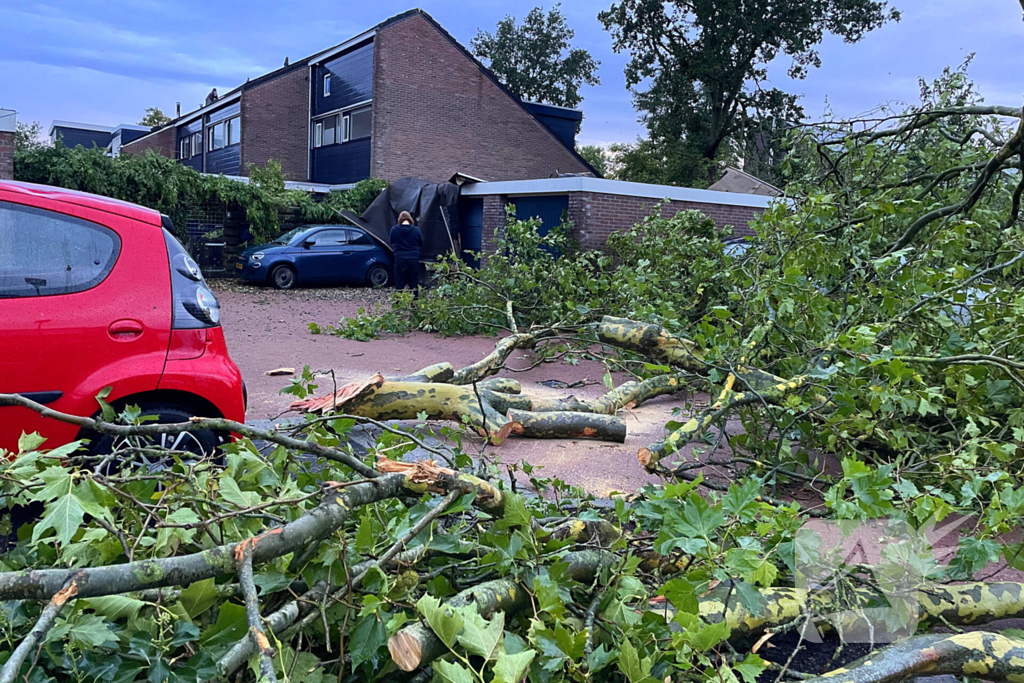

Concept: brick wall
[[240, 66, 310, 181], [476, 190, 762, 257], [121, 126, 175, 159], [480, 194, 508, 256], [0, 131, 13, 180], [372, 13, 591, 183], [569, 192, 761, 252]]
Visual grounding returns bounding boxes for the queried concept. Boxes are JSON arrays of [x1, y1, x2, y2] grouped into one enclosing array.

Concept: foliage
[[323, 206, 732, 340], [13, 144, 387, 244], [139, 107, 172, 128], [14, 121, 45, 153], [472, 4, 599, 116], [598, 0, 899, 186], [297, 177, 389, 223], [7, 69, 1024, 683], [576, 145, 610, 178]]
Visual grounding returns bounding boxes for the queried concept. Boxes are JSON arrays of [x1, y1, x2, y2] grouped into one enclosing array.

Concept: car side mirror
[[303, 240, 315, 248]]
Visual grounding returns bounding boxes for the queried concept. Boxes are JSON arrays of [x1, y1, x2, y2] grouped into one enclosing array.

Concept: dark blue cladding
[[53, 127, 112, 149], [314, 41, 374, 115], [205, 102, 241, 175], [208, 102, 240, 125], [312, 138, 371, 184], [177, 120, 203, 171], [522, 102, 582, 150]]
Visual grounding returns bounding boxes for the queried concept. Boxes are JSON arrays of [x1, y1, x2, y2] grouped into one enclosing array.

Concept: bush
[[324, 205, 735, 338], [14, 145, 387, 244]]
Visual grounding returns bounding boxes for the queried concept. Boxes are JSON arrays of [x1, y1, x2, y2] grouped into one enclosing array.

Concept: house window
[[192, 132, 202, 157], [227, 117, 241, 146], [322, 114, 338, 146], [314, 121, 323, 148], [324, 74, 331, 97], [179, 137, 190, 160], [207, 116, 240, 152], [349, 106, 371, 140]]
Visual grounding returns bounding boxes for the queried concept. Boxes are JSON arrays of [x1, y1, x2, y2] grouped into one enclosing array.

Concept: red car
[[0, 181, 245, 457]]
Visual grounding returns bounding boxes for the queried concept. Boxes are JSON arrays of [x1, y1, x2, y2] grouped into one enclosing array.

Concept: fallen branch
[[507, 408, 627, 442], [237, 541, 278, 683], [0, 474, 408, 601], [388, 549, 617, 671], [0, 393, 377, 479], [806, 632, 1024, 683], [0, 579, 78, 683]]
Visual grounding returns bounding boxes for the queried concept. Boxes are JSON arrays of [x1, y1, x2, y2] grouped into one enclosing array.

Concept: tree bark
[[388, 550, 617, 671], [596, 316, 707, 372], [807, 632, 1024, 683], [295, 379, 515, 445], [0, 474, 408, 601], [507, 409, 627, 442]]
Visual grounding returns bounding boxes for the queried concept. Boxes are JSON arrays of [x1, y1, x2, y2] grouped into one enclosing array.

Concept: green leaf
[[499, 493, 532, 529], [18, 431, 47, 453], [95, 386, 117, 422], [349, 613, 388, 670], [179, 579, 220, 619], [732, 653, 767, 683], [416, 594, 463, 648], [493, 649, 536, 683], [617, 640, 654, 683], [219, 476, 258, 507], [457, 607, 504, 660], [84, 595, 147, 621], [433, 660, 474, 683]]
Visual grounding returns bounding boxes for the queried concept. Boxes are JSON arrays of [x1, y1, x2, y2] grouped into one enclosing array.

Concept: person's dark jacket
[[389, 223, 423, 261]]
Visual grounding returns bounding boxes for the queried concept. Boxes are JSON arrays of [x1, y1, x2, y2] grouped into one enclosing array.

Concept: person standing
[[390, 211, 423, 292]]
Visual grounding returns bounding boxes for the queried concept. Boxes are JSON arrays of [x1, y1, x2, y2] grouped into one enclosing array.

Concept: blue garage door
[[511, 195, 569, 256]]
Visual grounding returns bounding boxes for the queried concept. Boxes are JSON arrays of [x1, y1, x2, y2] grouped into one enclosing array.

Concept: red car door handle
[[108, 319, 144, 339]]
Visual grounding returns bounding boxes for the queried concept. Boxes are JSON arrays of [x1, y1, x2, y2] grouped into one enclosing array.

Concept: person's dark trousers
[[394, 259, 420, 292]]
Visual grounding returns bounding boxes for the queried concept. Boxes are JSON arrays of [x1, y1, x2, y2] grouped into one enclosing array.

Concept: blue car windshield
[[273, 227, 316, 245]]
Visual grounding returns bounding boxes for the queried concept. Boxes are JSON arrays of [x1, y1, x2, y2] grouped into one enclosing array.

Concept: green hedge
[[14, 145, 386, 243]]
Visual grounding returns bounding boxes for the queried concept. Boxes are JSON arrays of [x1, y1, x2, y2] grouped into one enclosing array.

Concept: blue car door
[[339, 229, 376, 283], [295, 229, 348, 283]]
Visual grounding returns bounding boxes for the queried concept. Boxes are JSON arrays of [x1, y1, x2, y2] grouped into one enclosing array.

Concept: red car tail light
[[161, 218, 221, 329]]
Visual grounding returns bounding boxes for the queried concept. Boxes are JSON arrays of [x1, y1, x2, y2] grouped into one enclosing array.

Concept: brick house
[[0, 110, 14, 181], [121, 9, 595, 185], [456, 177, 773, 259]]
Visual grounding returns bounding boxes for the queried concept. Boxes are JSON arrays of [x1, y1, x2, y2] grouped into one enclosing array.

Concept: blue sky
[[2, 0, 1021, 146]]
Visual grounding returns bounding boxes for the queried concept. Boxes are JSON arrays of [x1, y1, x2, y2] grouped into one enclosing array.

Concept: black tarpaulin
[[340, 177, 460, 261]]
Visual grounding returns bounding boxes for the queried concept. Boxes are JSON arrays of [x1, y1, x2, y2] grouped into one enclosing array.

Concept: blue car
[[237, 225, 393, 289]]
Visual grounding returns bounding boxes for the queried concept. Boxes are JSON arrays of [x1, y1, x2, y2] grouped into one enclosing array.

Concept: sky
[[1, 0, 1022, 147]]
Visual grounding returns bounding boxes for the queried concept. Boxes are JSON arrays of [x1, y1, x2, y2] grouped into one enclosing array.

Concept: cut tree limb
[[806, 632, 1024, 683], [0, 579, 78, 683], [451, 331, 549, 385], [597, 316, 707, 372], [237, 541, 278, 683], [0, 474, 408, 601], [388, 549, 617, 671], [507, 408, 627, 442], [293, 379, 514, 445]]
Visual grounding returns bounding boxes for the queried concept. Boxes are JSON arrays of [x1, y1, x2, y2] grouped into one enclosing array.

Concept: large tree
[[14, 121, 44, 153], [471, 5, 599, 111], [139, 106, 171, 128], [599, 0, 900, 186]]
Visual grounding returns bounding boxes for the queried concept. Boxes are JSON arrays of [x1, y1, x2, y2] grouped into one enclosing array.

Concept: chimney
[[175, 102, 181, 117]]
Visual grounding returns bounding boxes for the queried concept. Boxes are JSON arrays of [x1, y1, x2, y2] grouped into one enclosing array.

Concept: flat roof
[[49, 120, 114, 136], [460, 177, 776, 209]]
